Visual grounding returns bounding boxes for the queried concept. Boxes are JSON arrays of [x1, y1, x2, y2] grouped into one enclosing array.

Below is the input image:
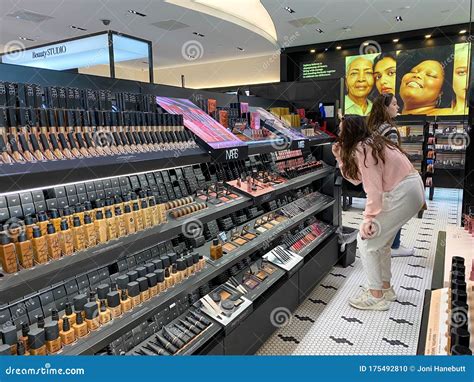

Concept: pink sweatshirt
[[335, 142, 415, 221]]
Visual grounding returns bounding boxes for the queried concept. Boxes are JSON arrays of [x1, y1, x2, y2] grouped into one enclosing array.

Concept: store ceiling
[[0, 0, 471, 69]]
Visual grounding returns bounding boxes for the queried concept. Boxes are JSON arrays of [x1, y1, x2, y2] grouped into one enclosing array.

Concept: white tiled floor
[[257, 188, 463, 355]]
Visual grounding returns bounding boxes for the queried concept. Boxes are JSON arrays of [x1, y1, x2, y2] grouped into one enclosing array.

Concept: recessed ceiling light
[[401, 5, 411, 9], [324, 48, 328, 52], [192, 32, 205, 37], [425, 34, 431, 39], [284, 6, 295, 13], [18, 36, 35, 41], [316, 28, 324, 33], [237, 47, 245, 51], [395, 16, 403, 22], [336, 46, 342, 50], [363, 42, 369, 46], [128, 9, 146, 17], [393, 38, 399, 43], [70, 25, 87, 31], [310, 49, 316, 53], [342, 26, 351, 32], [383, 9, 392, 13], [459, 29, 467, 34]]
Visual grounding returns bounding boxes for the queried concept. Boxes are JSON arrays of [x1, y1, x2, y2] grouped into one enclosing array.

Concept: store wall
[[79, 64, 149, 83]]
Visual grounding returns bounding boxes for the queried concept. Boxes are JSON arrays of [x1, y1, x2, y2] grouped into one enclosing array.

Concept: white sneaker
[[349, 289, 389, 311], [391, 245, 414, 256], [361, 285, 397, 302]]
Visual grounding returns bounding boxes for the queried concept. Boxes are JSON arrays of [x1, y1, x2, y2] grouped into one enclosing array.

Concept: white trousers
[[358, 173, 425, 290]]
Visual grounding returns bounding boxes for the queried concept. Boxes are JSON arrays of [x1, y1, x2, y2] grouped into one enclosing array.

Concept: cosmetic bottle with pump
[[36, 213, 49, 236], [146, 273, 158, 297], [19, 323, 30, 351], [93, 199, 105, 218], [105, 209, 117, 240], [132, 202, 144, 231], [1, 325, 18, 354], [59, 220, 74, 256], [84, 301, 100, 331], [36, 315, 45, 329], [164, 268, 173, 289], [171, 264, 181, 284], [46, 223, 61, 260], [127, 282, 141, 308], [72, 312, 88, 339], [52, 308, 63, 330], [63, 207, 74, 229], [114, 207, 127, 237], [15, 232, 34, 269], [0, 233, 18, 274], [120, 289, 132, 313], [83, 214, 96, 247], [44, 321, 62, 354], [74, 204, 86, 225], [71, 216, 85, 251], [49, 209, 62, 232], [84, 201, 94, 222], [16, 341, 28, 356], [123, 204, 136, 234], [155, 269, 165, 293], [105, 199, 115, 216], [137, 277, 150, 302], [99, 300, 112, 325], [31, 226, 48, 264], [63, 302, 76, 326], [106, 289, 122, 318], [59, 317, 75, 346], [24, 215, 35, 240], [94, 210, 108, 243], [28, 328, 46, 355], [176, 259, 187, 281]]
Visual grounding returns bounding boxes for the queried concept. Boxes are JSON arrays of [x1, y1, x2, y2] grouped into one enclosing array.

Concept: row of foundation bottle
[[2, 254, 206, 355], [0, 192, 167, 274], [0, 114, 197, 164]]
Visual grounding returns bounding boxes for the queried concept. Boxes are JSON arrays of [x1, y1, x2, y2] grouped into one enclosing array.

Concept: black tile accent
[[329, 336, 353, 346], [330, 273, 347, 278], [308, 298, 327, 305], [320, 284, 338, 290], [341, 316, 363, 324], [294, 314, 315, 323], [278, 334, 299, 344], [394, 299, 417, 307], [400, 286, 421, 292], [389, 317, 414, 326], [408, 264, 426, 269], [382, 338, 409, 348], [404, 274, 423, 280]]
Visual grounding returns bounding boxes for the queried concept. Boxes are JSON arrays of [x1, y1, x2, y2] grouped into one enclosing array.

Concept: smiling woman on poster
[[344, 54, 377, 116]]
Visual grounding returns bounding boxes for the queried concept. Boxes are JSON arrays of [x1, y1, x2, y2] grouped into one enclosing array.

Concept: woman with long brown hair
[[367, 93, 414, 257], [332, 115, 425, 310]]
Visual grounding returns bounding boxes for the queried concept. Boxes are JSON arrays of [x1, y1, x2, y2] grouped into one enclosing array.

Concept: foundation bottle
[[105, 209, 117, 240], [93, 199, 105, 218], [60, 317, 75, 346], [52, 308, 63, 330], [155, 269, 165, 293], [84, 201, 94, 222], [146, 273, 158, 297], [148, 198, 160, 226], [31, 226, 48, 264], [24, 215, 35, 240], [59, 219, 74, 256], [164, 268, 173, 289], [73, 294, 87, 320], [198, 255, 206, 271], [89, 290, 101, 310], [114, 195, 124, 211], [106, 289, 122, 319], [63, 302, 76, 326], [46, 223, 61, 260], [72, 312, 89, 339], [0, 233, 18, 273], [44, 321, 62, 354], [74, 204, 85, 225], [114, 207, 127, 237], [120, 289, 132, 313], [132, 203, 144, 232], [28, 328, 46, 355], [36, 213, 49, 237], [176, 259, 187, 281], [63, 207, 74, 230], [137, 277, 150, 302], [15, 233, 34, 269], [192, 253, 200, 273], [72, 216, 85, 251], [127, 281, 141, 308], [84, 301, 100, 331], [123, 205, 136, 234], [49, 209, 62, 233], [185, 255, 194, 277], [171, 264, 181, 284], [1, 325, 18, 354], [83, 214, 97, 247], [16, 341, 29, 356], [19, 323, 30, 352], [140, 199, 152, 228], [99, 300, 112, 325], [94, 211, 108, 243], [210, 239, 223, 260]]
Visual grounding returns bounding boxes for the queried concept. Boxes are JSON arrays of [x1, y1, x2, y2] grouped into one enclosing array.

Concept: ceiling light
[[336, 46, 342, 50], [70, 25, 87, 31], [237, 47, 245, 51], [401, 5, 411, 9], [425, 34, 431, 39], [363, 42, 369, 46], [310, 49, 316, 53], [284, 6, 295, 13], [342, 26, 351, 32], [393, 38, 399, 43], [192, 32, 205, 37], [128, 9, 146, 17], [395, 16, 403, 22], [459, 29, 467, 34], [18, 36, 34, 41], [316, 28, 324, 33], [324, 48, 328, 52]]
